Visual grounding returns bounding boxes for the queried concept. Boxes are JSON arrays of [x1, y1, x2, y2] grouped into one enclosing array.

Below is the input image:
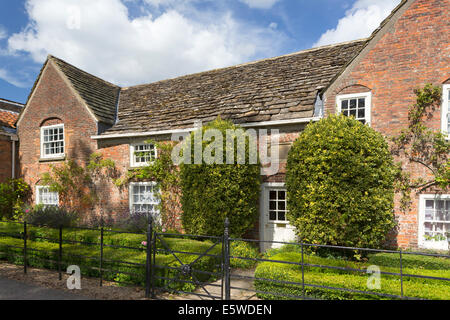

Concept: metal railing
[[0, 218, 449, 300], [0, 220, 147, 288], [225, 236, 450, 300]]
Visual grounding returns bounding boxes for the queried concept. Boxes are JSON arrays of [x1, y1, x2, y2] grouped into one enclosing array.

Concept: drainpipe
[[11, 136, 18, 179]]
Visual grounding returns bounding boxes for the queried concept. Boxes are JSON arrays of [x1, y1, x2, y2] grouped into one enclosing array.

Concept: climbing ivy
[[391, 83, 450, 211], [115, 140, 182, 231], [40, 153, 118, 214]]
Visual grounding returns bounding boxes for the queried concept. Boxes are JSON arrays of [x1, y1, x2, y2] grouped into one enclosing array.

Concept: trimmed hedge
[[254, 250, 450, 300]]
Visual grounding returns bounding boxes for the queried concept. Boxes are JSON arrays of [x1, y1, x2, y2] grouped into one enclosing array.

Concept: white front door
[[259, 183, 297, 251]]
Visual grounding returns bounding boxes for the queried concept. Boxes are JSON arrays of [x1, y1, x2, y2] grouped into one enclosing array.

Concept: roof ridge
[[0, 98, 24, 107], [48, 55, 120, 89], [366, 0, 408, 43], [122, 38, 368, 90]]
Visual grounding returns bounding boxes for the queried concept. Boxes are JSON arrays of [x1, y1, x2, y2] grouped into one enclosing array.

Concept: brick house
[[0, 98, 22, 183], [15, 0, 449, 250]]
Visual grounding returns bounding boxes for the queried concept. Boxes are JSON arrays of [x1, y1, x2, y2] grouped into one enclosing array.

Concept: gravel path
[[0, 262, 148, 300], [0, 262, 258, 300]]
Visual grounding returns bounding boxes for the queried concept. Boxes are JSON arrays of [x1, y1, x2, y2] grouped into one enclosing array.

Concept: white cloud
[[7, 0, 285, 86], [0, 68, 29, 88], [314, 0, 401, 47], [0, 26, 7, 40], [239, 0, 280, 9]]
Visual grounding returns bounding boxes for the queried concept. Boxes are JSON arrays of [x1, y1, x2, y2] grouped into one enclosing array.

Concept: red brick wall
[[0, 136, 12, 182], [17, 61, 101, 214], [324, 0, 450, 249]]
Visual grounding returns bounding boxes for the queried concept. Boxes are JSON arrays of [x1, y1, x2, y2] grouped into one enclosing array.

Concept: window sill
[[128, 164, 155, 170], [39, 155, 66, 163], [419, 241, 449, 251], [268, 221, 289, 225]]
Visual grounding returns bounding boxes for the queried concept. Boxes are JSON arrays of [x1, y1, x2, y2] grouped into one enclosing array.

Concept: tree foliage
[[117, 140, 182, 231], [391, 84, 450, 211], [0, 179, 30, 221], [40, 153, 118, 214], [286, 114, 397, 248]]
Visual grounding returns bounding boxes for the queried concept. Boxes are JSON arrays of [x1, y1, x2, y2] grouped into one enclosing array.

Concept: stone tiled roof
[[103, 39, 367, 135], [50, 56, 121, 124]]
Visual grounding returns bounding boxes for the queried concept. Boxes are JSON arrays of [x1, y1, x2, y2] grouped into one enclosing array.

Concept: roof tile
[[105, 39, 367, 135], [50, 56, 120, 124]]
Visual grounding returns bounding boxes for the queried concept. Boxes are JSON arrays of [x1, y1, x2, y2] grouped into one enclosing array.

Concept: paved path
[[0, 276, 92, 300], [164, 269, 258, 300]]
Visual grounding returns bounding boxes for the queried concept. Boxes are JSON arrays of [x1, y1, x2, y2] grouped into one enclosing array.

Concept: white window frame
[[35, 186, 59, 207], [40, 123, 65, 159], [336, 92, 372, 126], [263, 183, 289, 225], [418, 194, 450, 251], [128, 182, 161, 220], [441, 84, 450, 139], [129, 142, 157, 167]]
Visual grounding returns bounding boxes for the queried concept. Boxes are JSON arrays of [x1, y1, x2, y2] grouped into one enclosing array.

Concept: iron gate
[[145, 219, 231, 300]]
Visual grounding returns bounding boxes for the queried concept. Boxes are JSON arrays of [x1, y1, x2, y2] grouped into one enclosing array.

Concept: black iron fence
[[0, 220, 148, 288], [227, 237, 450, 300], [0, 218, 449, 300]]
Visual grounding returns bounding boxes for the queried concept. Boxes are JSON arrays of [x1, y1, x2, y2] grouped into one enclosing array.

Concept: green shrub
[[0, 179, 30, 221], [112, 211, 156, 233], [286, 114, 397, 248], [180, 118, 261, 237], [230, 241, 260, 269], [25, 205, 78, 228]]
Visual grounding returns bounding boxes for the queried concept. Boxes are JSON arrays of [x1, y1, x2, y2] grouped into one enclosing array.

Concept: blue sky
[[0, 0, 400, 104]]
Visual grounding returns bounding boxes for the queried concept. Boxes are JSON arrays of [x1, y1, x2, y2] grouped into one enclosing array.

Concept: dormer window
[[442, 84, 450, 139], [337, 92, 372, 125], [41, 124, 65, 159], [130, 142, 157, 167]]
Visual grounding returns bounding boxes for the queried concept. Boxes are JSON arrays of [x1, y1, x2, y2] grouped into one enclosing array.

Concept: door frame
[[259, 182, 288, 251]]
